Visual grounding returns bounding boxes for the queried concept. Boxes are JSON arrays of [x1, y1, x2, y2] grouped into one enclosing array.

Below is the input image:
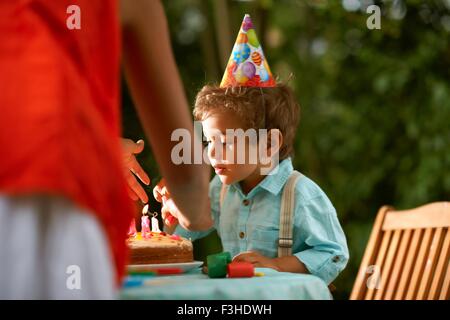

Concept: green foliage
[[122, 0, 450, 299]]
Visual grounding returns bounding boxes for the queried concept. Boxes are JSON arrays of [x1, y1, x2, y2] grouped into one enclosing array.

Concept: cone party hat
[[220, 14, 276, 88]]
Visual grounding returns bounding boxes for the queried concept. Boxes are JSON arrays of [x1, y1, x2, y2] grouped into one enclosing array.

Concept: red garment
[[0, 0, 134, 284]]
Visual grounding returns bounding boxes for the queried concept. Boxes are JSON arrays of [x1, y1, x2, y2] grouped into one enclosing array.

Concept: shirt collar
[[230, 157, 294, 197]]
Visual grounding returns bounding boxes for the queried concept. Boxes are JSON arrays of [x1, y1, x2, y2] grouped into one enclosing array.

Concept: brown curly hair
[[193, 84, 300, 160]]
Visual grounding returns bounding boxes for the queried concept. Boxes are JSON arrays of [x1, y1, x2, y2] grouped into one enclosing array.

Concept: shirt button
[[242, 199, 250, 206], [332, 256, 340, 263], [239, 231, 245, 239]]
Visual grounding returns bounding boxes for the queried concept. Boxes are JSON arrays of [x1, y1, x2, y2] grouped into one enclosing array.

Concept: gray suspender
[[278, 171, 301, 257], [218, 170, 301, 258]]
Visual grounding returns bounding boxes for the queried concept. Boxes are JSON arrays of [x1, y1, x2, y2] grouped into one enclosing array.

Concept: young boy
[[154, 15, 348, 285]]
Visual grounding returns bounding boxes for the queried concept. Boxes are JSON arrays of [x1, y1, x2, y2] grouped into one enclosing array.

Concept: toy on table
[[206, 252, 231, 278], [205, 252, 264, 278]]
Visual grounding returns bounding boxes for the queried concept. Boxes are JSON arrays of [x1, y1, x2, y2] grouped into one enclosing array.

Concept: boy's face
[[202, 110, 260, 185]]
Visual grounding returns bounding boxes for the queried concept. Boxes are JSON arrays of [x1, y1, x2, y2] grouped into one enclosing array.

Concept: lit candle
[[141, 204, 151, 238]]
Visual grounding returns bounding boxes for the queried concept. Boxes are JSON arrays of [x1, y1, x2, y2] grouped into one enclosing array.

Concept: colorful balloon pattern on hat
[[236, 33, 248, 44], [220, 14, 275, 88], [251, 52, 262, 66], [246, 29, 260, 48], [232, 43, 250, 64]]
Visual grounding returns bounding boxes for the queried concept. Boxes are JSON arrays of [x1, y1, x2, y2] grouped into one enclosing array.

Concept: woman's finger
[[125, 171, 148, 203], [160, 185, 171, 198], [133, 139, 145, 154], [161, 205, 177, 226], [126, 185, 139, 201], [129, 155, 150, 185], [153, 180, 165, 202]]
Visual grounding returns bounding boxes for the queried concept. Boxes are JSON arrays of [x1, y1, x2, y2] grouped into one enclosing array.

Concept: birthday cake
[[126, 205, 193, 265], [127, 231, 193, 265]]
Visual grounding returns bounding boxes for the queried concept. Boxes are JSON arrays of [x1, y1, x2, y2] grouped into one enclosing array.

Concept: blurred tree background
[[122, 0, 450, 299]]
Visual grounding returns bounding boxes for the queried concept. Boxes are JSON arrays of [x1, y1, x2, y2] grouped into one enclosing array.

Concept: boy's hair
[[193, 84, 300, 160]]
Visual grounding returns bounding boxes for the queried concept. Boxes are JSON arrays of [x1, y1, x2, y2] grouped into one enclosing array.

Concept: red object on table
[[155, 268, 184, 275], [227, 262, 255, 278]]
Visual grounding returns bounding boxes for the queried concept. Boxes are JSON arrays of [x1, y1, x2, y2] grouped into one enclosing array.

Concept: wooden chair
[[350, 202, 450, 300]]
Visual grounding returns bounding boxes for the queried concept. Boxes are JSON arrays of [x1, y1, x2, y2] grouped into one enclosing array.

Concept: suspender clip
[[278, 237, 293, 248]]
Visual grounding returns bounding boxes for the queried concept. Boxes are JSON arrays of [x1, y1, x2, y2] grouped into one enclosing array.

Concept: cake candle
[[141, 215, 151, 238], [151, 212, 162, 233], [141, 204, 151, 238], [128, 218, 137, 237]]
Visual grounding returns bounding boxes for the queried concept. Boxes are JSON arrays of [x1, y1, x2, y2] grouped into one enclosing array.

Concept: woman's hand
[[232, 251, 281, 271], [121, 138, 151, 203], [153, 178, 212, 232], [153, 179, 179, 232]]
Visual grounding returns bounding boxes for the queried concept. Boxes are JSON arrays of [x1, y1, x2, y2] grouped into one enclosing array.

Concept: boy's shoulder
[[293, 173, 334, 209]]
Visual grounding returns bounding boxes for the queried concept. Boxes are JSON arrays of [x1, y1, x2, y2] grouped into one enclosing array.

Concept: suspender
[[278, 171, 301, 257], [218, 170, 302, 258]]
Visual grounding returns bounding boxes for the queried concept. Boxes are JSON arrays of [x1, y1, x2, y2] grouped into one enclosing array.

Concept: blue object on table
[[123, 277, 144, 288], [120, 268, 332, 300], [122, 273, 158, 288]]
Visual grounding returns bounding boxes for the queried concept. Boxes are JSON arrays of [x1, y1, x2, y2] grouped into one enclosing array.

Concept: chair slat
[[374, 229, 401, 299], [428, 228, 450, 300], [416, 228, 444, 299], [365, 230, 392, 300], [352, 202, 450, 300], [438, 259, 450, 300], [405, 228, 433, 300], [384, 229, 411, 300], [350, 206, 390, 300], [394, 229, 422, 300]]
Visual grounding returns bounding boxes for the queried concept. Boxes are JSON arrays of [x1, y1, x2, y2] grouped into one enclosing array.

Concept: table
[[120, 268, 332, 300]]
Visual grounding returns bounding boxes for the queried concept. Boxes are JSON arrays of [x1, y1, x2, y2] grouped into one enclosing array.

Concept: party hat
[[220, 14, 276, 88]]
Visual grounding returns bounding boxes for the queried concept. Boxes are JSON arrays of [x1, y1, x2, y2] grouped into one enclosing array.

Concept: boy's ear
[[266, 129, 283, 157]]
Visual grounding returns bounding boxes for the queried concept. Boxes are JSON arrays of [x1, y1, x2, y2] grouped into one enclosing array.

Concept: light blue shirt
[[175, 158, 349, 284]]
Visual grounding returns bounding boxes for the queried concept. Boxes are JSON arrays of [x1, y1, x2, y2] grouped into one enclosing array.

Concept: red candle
[[127, 218, 137, 237]]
